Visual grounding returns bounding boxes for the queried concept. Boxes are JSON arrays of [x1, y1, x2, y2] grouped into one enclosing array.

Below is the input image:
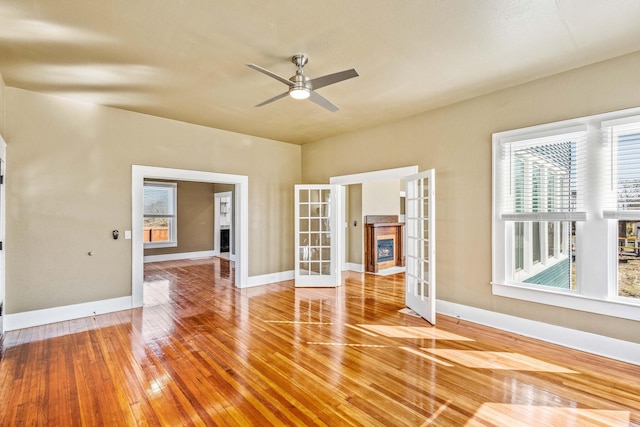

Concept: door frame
[[132, 166, 249, 307], [0, 136, 5, 334], [214, 191, 234, 260]]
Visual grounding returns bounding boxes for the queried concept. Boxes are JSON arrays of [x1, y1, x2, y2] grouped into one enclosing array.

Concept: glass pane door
[[405, 170, 436, 324], [295, 185, 341, 287]]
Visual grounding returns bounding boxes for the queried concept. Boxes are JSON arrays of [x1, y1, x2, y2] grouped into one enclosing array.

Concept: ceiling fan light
[[290, 87, 310, 100]]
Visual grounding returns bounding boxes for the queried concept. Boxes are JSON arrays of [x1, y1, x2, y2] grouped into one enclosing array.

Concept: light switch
[[124, 230, 132, 240]]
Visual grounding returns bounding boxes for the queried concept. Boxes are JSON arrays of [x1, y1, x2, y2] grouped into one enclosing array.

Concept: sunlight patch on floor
[[306, 342, 387, 348], [263, 320, 333, 325], [358, 324, 474, 341], [398, 307, 421, 317], [399, 347, 454, 367], [423, 350, 578, 373], [465, 403, 630, 426]]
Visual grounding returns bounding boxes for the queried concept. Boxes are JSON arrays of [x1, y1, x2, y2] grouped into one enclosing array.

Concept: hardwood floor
[[1, 257, 639, 426]]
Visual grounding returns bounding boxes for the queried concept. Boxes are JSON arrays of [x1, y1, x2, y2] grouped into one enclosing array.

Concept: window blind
[[500, 127, 587, 221], [143, 182, 176, 217], [602, 115, 640, 219]]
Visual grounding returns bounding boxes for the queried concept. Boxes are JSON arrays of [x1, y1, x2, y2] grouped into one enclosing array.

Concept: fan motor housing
[[289, 73, 311, 90]]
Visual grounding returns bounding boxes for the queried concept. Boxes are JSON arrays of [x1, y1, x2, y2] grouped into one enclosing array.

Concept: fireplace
[[377, 237, 395, 262], [364, 215, 404, 273]]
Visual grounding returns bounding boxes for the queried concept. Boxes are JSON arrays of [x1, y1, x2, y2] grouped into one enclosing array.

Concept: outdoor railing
[[143, 227, 169, 243]]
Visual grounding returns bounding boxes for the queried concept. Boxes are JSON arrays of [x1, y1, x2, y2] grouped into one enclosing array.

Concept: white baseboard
[[4, 296, 132, 331], [246, 270, 294, 288], [437, 300, 640, 366], [346, 263, 364, 273], [144, 250, 216, 263]]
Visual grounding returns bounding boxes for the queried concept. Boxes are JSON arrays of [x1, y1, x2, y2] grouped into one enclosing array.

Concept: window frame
[[143, 181, 178, 249], [509, 147, 573, 285], [492, 107, 640, 322]]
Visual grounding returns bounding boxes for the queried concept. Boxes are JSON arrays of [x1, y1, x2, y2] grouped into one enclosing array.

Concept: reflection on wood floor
[[1, 257, 639, 426]]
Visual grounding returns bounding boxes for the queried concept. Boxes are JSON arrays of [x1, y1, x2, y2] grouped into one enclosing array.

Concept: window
[[492, 107, 640, 322], [499, 128, 584, 288], [603, 117, 640, 300], [143, 181, 177, 248]]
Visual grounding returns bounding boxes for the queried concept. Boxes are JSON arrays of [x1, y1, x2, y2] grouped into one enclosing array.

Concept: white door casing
[[405, 169, 436, 324], [214, 191, 234, 260], [329, 166, 419, 273], [132, 165, 249, 307], [0, 136, 5, 334]]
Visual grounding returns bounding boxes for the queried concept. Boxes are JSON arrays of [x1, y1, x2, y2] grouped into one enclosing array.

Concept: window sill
[[491, 282, 640, 322], [144, 242, 178, 249]]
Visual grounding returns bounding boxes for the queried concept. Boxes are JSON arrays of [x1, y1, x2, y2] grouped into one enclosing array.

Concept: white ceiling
[[1, 1, 639, 145]]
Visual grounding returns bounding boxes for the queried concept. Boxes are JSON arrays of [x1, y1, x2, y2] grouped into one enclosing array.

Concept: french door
[[405, 169, 436, 324], [294, 185, 342, 287]]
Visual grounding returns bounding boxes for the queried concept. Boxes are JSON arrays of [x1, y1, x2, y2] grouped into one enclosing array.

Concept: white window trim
[[144, 181, 178, 249], [145, 241, 178, 249], [492, 106, 640, 322]]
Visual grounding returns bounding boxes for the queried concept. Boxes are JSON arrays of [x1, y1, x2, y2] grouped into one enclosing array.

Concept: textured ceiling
[[1, 1, 639, 144]]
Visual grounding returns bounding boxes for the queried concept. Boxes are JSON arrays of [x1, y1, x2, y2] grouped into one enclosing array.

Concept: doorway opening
[[330, 166, 435, 324], [330, 166, 418, 274], [132, 166, 248, 308], [215, 191, 234, 261]]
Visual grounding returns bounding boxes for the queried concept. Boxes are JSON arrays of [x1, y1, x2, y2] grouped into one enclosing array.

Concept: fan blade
[[246, 64, 294, 87], [255, 91, 289, 107], [308, 69, 358, 90], [308, 91, 339, 112]]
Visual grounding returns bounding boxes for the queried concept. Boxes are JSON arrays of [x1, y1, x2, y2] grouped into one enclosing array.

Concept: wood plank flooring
[[1, 257, 639, 426]]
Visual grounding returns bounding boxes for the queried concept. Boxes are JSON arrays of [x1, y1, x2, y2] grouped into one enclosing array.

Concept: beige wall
[[144, 180, 215, 256], [354, 180, 401, 267], [0, 73, 5, 135], [5, 88, 300, 313], [362, 180, 401, 217], [214, 183, 235, 194], [348, 184, 362, 265], [302, 51, 640, 344]]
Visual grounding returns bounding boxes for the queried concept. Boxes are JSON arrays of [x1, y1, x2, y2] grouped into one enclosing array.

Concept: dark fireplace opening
[[377, 238, 394, 262], [220, 228, 230, 252]]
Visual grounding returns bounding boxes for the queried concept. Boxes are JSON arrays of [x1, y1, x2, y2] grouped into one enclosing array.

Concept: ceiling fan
[[247, 54, 358, 112]]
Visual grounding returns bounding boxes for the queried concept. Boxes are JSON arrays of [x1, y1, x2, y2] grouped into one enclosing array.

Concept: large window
[[143, 181, 177, 248], [500, 129, 583, 288], [603, 117, 640, 301], [493, 107, 640, 322]]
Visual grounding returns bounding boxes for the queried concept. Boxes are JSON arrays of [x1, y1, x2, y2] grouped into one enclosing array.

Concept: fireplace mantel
[[364, 215, 405, 273]]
